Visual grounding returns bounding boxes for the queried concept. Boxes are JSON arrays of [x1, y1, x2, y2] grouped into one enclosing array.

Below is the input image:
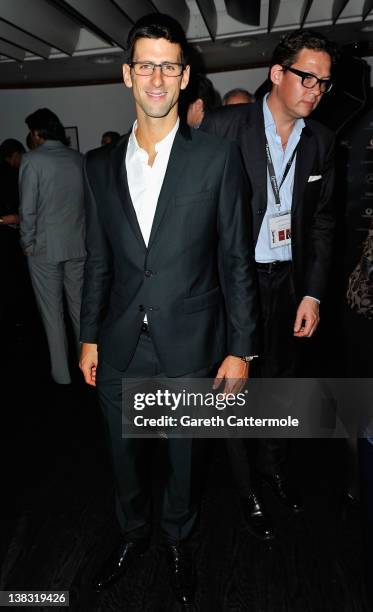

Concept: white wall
[[0, 82, 136, 153], [208, 67, 268, 99], [0, 58, 372, 153]]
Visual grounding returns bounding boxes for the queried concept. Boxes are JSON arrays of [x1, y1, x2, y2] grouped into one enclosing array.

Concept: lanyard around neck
[[265, 138, 298, 210]]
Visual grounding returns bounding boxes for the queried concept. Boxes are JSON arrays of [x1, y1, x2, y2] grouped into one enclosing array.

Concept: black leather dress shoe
[[243, 490, 275, 540], [94, 539, 148, 593], [165, 542, 195, 608], [262, 473, 304, 513]]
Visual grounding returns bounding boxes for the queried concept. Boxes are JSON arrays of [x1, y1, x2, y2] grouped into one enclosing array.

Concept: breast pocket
[[305, 175, 323, 197]]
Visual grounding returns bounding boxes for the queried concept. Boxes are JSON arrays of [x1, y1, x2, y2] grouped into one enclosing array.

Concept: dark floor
[[0, 317, 370, 612]]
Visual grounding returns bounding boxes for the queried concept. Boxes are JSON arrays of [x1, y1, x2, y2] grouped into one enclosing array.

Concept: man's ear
[[32, 130, 44, 145], [195, 98, 204, 112], [122, 64, 132, 89], [270, 64, 284, 87], [180, 65, 190, 91]]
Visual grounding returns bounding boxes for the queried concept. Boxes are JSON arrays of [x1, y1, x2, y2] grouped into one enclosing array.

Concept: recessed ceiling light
[[361, 23, 373, 32], [224, 38, 252, 48], [88, 55, 118, 65]]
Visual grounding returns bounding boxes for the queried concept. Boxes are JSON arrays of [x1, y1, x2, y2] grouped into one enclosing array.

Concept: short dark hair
[[25, 108, 68, 145], [0, 138, 25, 161], [26, 132, 35, 150], [101, 131, 120, 145], [125, 13, 189, 65], [270, 29, 339, 71], [184, 73, 219, 112]]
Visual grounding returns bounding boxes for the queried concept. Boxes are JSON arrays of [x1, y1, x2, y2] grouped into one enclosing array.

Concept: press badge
[[268, 212, 291, 248]]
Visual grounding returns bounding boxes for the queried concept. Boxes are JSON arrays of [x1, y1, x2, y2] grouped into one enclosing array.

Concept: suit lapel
[[239, 104, 317, 215], [239, 103, 267, 201], [147, 124, 192, 250], [292, 124, 316, 213], [110, 133, 146, 251]]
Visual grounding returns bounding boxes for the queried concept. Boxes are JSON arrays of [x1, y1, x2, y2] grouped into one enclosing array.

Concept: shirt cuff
[[304, 295, 320, 305]]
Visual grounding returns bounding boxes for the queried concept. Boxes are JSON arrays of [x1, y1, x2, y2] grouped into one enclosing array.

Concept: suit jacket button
[[138, 305, 145, 312], [144, 270, 152, 277]]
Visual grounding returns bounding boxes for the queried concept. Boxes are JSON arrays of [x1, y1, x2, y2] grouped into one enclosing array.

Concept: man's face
[[123, 37, 190, 120], [270, 48, 332, 119]]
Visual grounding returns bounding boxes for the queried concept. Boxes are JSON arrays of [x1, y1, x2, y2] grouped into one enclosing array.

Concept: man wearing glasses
[[202, 30, 337, 540], [79, 12, 257, 604]]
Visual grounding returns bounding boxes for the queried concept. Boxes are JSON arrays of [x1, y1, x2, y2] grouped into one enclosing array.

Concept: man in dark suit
[[202, 30, 337, 540], [79, 13, 257, 604]]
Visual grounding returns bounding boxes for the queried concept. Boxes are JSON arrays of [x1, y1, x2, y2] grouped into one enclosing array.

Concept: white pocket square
[[308, 175, 322, 182]]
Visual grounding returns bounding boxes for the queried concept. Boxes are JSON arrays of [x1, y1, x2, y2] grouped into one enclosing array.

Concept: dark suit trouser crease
[[96, 331, 210, 543], [227, 263, 299, 496], [255, 262, 299, 377]]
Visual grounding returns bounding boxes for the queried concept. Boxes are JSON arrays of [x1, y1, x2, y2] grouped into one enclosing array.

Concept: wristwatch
[[239, 355, 258, 363]]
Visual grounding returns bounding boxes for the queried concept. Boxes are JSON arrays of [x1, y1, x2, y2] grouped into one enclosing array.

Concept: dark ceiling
[[0, 0, 372, 88]]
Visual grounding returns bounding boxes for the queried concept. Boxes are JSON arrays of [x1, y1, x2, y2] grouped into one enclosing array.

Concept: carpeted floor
[[0, 317, 370, 612]]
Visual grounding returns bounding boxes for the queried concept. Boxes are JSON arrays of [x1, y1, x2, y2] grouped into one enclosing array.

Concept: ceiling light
[[88, 55, 118, 65], [224, 39, 252, 48]]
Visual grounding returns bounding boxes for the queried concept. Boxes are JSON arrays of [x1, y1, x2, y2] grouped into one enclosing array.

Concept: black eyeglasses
[[282, 66, 333, 93], [130, 62, 185, 77]]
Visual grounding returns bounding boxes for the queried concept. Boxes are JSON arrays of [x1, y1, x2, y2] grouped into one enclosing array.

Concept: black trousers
[[96, 330, 210, 543], [227, 263, 300, 496], [255, 262, 299, 377]]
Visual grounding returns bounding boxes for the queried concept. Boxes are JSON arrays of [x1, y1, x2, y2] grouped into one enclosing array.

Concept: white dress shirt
[[125, 118, 179, 247]]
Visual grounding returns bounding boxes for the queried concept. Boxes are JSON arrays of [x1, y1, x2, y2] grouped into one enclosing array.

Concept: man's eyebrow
[[294, 67, 331, 79]]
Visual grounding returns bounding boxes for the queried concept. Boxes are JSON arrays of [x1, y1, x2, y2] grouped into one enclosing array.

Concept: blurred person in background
[[0, 138, 28, 335], [0, 138, 25, 225], [19, 108, 86, 385], [223, 87, 254, 105], [181, 72, 220, 128], [101, 130, 120, 146]]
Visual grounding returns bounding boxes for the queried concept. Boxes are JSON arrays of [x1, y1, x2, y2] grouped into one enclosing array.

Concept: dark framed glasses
[[130, 62, 185, 77], [282, 65, 333, 93]]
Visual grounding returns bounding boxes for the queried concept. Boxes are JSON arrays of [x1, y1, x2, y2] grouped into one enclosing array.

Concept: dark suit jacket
[[201, 101, 336, 302], [80, 123, 258, 375]]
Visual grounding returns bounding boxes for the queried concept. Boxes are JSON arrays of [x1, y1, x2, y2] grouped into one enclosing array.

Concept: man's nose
[[312, 82, 324, 95], [150, 65, 163, 85]]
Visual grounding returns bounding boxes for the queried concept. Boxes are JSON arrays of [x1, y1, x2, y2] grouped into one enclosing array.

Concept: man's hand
[[79, 342, 98, 386], [1, 214, 19, 225], [293, 297, 320, 338], [213, 355, 249, 394]]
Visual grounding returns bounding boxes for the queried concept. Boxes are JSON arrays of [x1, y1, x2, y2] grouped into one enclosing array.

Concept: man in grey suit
[[19, 108, 86, 384]]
